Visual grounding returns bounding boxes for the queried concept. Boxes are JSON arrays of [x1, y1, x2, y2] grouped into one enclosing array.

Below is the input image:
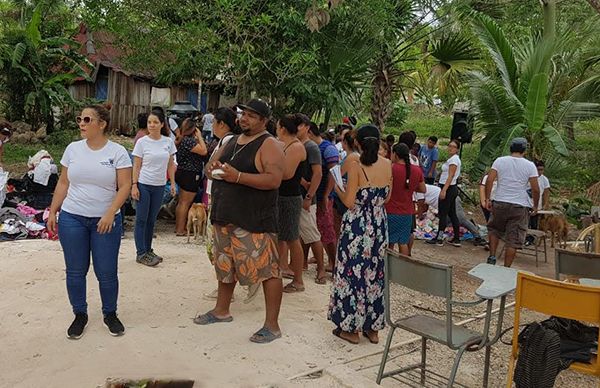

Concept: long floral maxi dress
[[328, 186, 389, 333]]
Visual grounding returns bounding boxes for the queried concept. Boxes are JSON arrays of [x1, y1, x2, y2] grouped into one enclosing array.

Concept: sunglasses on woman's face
[[76, 116, 97, 124]]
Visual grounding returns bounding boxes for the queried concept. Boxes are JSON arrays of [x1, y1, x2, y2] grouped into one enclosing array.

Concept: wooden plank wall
[[170, 86, 188, 105], [107, 70, 152, 135], [69, 83, 94, 100], [69, 70, 220, 135]]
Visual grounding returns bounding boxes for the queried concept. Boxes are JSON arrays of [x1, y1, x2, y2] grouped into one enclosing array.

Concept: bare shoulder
[[260, 136, 284, 154], [290, 141, 307, 157], [346, 152, 360, 163]]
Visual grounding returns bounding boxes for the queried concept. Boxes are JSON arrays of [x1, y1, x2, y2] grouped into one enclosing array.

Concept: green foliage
[[386, 109, 452, 139], [3, 142, 66, 168], [563, 196, 593, 228], [468, 13, 600, 172], [386, 101, 411, 127], [0, 0, 90, 131], [45, 129, 78, 146]]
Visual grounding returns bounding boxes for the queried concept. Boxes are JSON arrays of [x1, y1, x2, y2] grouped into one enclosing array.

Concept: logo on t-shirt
[[100, 158, 115, 167]]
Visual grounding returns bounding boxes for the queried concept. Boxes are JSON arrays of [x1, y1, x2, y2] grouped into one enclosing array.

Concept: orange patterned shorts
[[212, 224, 280, 286]]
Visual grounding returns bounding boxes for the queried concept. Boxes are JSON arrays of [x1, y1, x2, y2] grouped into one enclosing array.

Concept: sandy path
[[0, 224, 597, 387], [0, 234, 349, 388]]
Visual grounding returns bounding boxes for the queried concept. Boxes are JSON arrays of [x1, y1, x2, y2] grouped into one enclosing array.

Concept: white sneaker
[[244, 283, 261, 304], [203, 289, 235, 302]]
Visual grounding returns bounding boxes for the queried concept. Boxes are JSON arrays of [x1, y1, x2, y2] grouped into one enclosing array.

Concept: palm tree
[[468, 14, 600, 173], [369, 1, 480, 130]]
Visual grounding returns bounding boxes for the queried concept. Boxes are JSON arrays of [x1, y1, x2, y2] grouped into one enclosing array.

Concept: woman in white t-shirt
[[426, 139, 462, 247], [47, 104, 132, 339], [131, 111, 177, 266]]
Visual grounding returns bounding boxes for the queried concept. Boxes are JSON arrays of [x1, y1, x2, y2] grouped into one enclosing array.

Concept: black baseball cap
[[237, 99, 271, 118]]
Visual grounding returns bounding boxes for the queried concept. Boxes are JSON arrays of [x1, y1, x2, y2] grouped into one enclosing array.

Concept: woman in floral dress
[[328, 124, 392, 345]]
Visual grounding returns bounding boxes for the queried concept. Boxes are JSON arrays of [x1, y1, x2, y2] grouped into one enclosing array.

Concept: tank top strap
[[283, 139, 299, 153], [360, 166, 370, 183]]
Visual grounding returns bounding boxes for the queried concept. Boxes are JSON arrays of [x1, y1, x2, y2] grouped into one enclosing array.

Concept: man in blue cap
[[483, 137, 540, 267]]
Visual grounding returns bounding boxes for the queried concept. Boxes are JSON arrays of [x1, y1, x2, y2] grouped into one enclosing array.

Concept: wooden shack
[[69, 24, 224, 134]]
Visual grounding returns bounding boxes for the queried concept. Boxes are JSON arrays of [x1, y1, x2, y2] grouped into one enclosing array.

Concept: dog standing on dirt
[[539, 213, 569, 248], [187, 203, 207, 243]]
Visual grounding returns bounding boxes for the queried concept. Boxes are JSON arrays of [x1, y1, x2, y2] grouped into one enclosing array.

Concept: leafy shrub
[[386, 101, 411, 127], [45, 130, 79, 147]]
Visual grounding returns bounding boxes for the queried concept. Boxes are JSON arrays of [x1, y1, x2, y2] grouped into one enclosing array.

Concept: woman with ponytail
[[426, 139, 462, 247], [386, 143, 425, 255], [328, 124, 392, 345]]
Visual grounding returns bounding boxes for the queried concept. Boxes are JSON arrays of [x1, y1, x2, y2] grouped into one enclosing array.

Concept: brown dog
[[539, 213, 569, 248], [187, 203, 207, 243]]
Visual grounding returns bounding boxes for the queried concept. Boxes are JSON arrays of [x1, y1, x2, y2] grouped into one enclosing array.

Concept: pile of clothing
[[3, 150, 58, 210], [0, 150, 59, 242], [413, 208, 479, 241], [0, 206, 52, 241]]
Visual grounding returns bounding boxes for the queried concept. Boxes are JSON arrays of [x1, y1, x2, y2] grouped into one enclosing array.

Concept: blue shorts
[[388, 214, 413, 245]]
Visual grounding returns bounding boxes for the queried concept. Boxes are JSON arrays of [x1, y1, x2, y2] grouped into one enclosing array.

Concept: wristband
[[236, 171, 242, 184], [132, 182, 138, 185]]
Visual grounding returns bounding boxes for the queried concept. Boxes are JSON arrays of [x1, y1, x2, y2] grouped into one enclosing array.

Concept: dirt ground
[[0, 217, 597, 388]]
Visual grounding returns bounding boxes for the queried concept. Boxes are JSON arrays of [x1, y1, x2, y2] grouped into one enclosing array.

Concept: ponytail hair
[[356, 124, 380, 166], [392, 143, 412, 189], [278, 114, 298, 135], [214, 107, 237, 134], [343, 130, 357, 151]]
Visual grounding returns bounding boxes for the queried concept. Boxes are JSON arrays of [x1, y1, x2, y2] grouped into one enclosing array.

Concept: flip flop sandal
[[281, 271, 295, 279], [250, 327, 282, 344], [243, 283, 261, 304], [283, 283, 305, 293], [332, 328, 359, 344], [193, 311, 233, 325], [363, 330, 379, 344], [315, 276, 328, 285]]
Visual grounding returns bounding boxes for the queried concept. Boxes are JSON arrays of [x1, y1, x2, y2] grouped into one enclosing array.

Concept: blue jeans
[[58, 210, 122, 315], [134, 183, 165, 256]]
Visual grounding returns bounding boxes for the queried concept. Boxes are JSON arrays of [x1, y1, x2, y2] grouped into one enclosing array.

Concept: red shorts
[[316, 198, 337, 245]]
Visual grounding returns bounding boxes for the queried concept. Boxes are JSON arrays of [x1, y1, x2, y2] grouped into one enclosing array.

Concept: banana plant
[[468, 14, 600, 173], [0, 1, 90, 131]]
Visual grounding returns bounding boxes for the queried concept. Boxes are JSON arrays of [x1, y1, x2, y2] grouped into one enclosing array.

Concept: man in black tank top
[[197, 99, 286, 344]]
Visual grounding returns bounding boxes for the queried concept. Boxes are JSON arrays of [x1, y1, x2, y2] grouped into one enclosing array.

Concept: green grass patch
[[4, 143, 66, 165], [2, 130, 133, 176], [385, 109, 452, 140]]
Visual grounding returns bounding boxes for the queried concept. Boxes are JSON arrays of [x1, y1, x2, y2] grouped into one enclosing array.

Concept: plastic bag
[[0, 169, 8, 207]]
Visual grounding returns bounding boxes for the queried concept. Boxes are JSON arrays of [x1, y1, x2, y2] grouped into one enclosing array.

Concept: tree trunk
[[370, 54, 394, 131], [235, 80, 251, 103], [587, 0, 600, 15], [565, 121, 575, 142], [540, 0, 556, 41], [323, 106, 332, 130]]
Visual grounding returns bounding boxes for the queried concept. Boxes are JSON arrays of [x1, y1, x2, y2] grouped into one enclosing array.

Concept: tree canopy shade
[[0, 0, 598, 145]]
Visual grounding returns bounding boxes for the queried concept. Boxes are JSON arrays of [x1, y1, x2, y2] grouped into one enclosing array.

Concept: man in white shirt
[[201, 109, 215, 141], [525, 159, 551, 245], [484, 138, 540, 267]]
